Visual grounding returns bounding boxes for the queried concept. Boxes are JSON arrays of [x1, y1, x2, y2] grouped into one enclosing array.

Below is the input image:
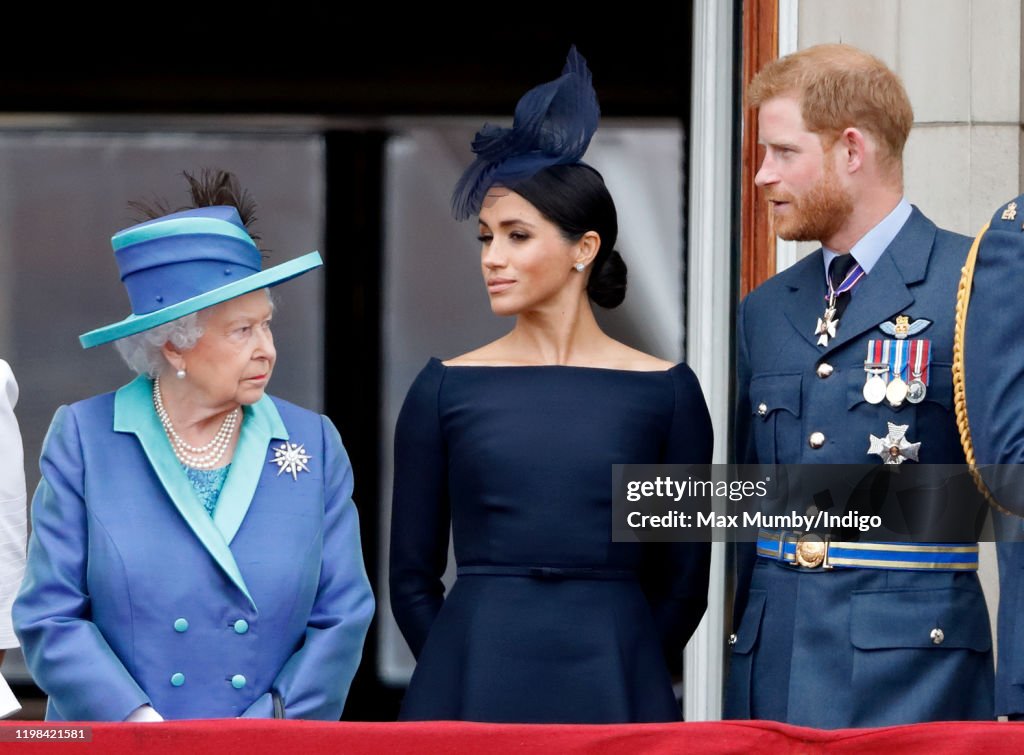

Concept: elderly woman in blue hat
[[14, 172, 374, 721]]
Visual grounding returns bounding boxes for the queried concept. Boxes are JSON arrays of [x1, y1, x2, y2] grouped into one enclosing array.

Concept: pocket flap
[[923, 361, 953, 410], [845, 357, 952, 410], [850, 587, 991, 651], [750, 374, 802, 420], [732, 589, 767, 654]]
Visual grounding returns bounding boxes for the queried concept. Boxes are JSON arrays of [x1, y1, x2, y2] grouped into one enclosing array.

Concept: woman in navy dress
[[389, 48, 713, 723]]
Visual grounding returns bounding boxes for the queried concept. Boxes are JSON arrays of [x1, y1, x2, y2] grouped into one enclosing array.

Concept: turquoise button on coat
[[233, 619, 249, 634], [174, 618, 189, 633], [171, 673, 185, 687], [231, 674, 246, 689]]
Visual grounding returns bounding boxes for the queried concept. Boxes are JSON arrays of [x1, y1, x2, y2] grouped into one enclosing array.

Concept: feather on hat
[[451, 46, 600, 221]]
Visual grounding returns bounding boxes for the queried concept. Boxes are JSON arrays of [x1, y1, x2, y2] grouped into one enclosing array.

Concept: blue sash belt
[[756, 529, 979, 571]]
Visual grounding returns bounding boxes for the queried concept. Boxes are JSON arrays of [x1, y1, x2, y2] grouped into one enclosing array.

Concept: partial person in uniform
[[389, 48, 713, 723], [0, 360, 26, 717], [726, 44, 994, 726], [955, 195, 1024, 721], [14, 171, 374, 721]]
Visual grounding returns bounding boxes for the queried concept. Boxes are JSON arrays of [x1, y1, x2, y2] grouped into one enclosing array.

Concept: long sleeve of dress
[[0, 361, 26, 650], [642, 363, 714, 661], [389, 361, 451, 659], [734, 296, 757, 465], [732, 297, 759, 629]]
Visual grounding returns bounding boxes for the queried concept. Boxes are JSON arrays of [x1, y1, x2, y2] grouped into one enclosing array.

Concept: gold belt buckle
[[795, 534, 830, 568]]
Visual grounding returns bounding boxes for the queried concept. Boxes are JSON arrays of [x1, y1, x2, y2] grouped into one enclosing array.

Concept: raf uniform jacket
[[14, 377, 375, 721], [961, 195, 1024, 716], [725, 207, 994, 727]]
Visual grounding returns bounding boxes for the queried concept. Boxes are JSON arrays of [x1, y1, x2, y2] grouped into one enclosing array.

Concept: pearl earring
[[574, 262, 585, 272], [176, 368, 186, 379]]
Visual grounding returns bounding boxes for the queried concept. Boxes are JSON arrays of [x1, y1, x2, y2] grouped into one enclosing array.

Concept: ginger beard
[[766, 156, 854, 244]]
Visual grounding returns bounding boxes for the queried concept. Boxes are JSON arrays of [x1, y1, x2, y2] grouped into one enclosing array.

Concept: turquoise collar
[[113, 376, 289, 609]]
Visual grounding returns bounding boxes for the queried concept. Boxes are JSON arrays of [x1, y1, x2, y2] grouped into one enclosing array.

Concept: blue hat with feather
[[79, 205, 321, 349], [451, 46, 600, 221]]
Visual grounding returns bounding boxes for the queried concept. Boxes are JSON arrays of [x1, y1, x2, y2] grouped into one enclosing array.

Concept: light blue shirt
[[822, 198, 913, 283]]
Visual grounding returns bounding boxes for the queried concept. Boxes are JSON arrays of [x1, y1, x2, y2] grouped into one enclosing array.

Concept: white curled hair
[[113, 313, 205, 378]]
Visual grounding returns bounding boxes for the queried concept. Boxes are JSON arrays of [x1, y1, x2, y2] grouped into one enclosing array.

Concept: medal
[[886, 377, 908, 406], [814, 259, 865, 347], [868, 422, 921, 464], [815, 302, 839, 347], [864, 371, 887, 404], [863, 342, 888, 404], [906, 339, 930, 404], [907, 380, 926, 403], [885, 339, 909, 408]]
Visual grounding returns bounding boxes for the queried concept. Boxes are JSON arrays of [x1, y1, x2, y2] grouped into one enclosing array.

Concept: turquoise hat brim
[[79, 251, 323, 349]]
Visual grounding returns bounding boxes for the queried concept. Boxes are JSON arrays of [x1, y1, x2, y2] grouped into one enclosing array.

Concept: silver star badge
[[868, 422, 921, 465], [270, 441, 312, 480]]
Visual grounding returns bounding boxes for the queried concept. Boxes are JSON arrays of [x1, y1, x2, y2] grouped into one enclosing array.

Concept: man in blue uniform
[[957, 196, 1024, 721], [725, 43, 994, 727]]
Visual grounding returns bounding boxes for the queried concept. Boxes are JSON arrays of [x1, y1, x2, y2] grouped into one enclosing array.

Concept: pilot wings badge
[[879, 315, 931, 340]]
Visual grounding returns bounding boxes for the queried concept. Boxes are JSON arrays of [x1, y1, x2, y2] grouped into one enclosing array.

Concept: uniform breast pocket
[[915, 361, 953, 412], [845, 361, 953, 412], [749, 373, 802, 463], [843, 362, 954, 426]]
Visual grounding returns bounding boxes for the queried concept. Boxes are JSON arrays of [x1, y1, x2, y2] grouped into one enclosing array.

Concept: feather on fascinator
[[451, 46, 600, 221]]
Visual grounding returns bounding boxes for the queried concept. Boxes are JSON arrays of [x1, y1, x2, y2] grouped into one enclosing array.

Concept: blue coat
[[14, 377, 374, 721], [726, 207, 994, 726], [961, 195, 1024, 716]]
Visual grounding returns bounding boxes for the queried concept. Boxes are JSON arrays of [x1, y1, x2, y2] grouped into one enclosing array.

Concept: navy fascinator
[[451, 46, 600, 221]]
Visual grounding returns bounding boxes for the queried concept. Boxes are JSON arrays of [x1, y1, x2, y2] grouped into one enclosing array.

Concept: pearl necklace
[[153, 377, 239, 470]]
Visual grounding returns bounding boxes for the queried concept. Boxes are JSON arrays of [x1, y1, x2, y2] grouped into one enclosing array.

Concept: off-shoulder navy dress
[[389, 358, 712, 723]]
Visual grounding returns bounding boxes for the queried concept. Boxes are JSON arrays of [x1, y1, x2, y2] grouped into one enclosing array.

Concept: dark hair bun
[[587, 249, 627, 309]]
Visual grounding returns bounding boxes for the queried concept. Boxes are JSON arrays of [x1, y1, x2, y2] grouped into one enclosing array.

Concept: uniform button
[[231, 674, 247, 689], [728, 633, 737, 646], [930, 628, 945, 645], [808, 432, 826, 449], [171, 673, 185, 687], [757, 402, 768, 417], [816, 362, 834, 378], [173, 618, 189, 633], [233, 619, 249, 635]]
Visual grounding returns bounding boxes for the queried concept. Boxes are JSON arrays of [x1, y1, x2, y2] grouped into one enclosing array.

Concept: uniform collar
[[822, 197, 913, 277], [781, 206, 936, 353], [113, 376, 289, 610]]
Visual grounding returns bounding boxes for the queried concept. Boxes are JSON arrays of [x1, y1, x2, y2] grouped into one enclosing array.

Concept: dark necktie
[[828, 253, 857, 322]]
